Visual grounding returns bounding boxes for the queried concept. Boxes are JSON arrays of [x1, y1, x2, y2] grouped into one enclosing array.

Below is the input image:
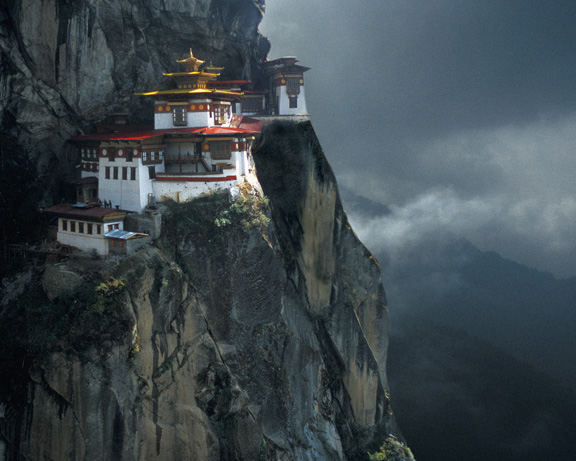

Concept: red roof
[[70, 127, 204, 142], [201, 126, 260, 135], [70, 125, 260, 142], [44, 204, 129, 221], [229, 115, 263, 132]]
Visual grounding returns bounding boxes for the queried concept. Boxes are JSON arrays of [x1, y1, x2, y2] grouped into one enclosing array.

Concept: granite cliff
[[0, 121, 401, 460], [0, 1, 405, 459]]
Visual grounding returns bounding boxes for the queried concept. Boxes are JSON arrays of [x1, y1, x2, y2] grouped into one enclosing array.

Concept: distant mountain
[[341, 191, 576, 459], [380, 235, 576, 389], [388, 313, 576, 461], [339, 186, 391, 219]]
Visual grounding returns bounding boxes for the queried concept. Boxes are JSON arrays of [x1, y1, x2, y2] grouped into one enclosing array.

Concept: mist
[[260, 0, 576, 277]]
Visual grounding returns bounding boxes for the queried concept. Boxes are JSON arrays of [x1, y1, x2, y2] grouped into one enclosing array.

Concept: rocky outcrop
[[0, 121, 401, 460]]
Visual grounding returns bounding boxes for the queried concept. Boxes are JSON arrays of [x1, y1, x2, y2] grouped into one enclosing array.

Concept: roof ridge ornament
[[177, 49, 205, 72]]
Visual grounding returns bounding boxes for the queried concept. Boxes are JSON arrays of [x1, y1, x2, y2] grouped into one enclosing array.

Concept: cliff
[[0, 1, 405, 458], [0, 121, 401, 460]]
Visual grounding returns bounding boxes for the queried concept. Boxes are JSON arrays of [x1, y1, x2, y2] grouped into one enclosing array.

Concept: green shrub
[[368, 436, 415, 460]]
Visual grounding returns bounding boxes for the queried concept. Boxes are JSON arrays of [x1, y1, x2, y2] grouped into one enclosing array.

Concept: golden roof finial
[[177, 48, 205, 72]]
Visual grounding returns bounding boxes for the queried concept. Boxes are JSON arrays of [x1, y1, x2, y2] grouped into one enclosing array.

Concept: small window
[[62, 220, 68, 231], [96, 224, 101, 234], [108, 224, 114, 232], [173, 106, 187, 126], [78, 222, 84, 233], [105, 167, 110, 179], [148, 166, 156, 179], [122, 167, 128, 180], [130, 167, 136, 180], [87, 223, 93, 235], [211, 141, 231, 160], [113, 167, 119, 180], [286, 77, 301, 95], [142, 152, 147, 162], [109, 148, 116, 162], [289, 96, 298, 108], [213, 105, 228, 125], [70, 221, 76, 232], [127, 150, 133, 162]]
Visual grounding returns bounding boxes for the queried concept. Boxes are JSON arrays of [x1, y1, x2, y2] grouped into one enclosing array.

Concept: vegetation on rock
[[368, 436, 415, 460]]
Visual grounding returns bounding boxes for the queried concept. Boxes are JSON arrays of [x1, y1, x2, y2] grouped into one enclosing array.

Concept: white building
[[266, 57, 310, 116], [43, 204, 150, 255], [47, 49, 310, 254]]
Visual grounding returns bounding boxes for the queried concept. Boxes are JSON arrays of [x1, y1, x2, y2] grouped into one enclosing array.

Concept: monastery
[[45, 50, 310, 255]]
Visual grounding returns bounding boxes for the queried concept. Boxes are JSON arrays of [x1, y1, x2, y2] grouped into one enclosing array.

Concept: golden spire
[[177, 49, 205, 72]]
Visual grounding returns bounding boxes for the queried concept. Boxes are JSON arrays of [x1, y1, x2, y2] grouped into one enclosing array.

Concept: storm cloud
[[261, 0, 576, 277]]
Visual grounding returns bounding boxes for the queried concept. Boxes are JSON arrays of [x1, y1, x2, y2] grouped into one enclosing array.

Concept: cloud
[[346, 115, 576, 277], [261, 1, 576, 276]]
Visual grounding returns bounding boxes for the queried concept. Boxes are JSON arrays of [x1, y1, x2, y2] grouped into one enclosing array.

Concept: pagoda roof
[[136, 88, 242, 98], [177, 49, 204, 71], [266, 56, 311, 74], [162, 71, 220, 78]]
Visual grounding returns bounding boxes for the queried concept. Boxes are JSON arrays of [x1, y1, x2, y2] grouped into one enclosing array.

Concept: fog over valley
[[261, 0, 576, 278]]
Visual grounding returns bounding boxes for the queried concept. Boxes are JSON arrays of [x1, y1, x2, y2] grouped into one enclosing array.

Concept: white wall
[[154, 100, 214, 129], [98, 157, 164, 212], [56, 218, 125, 255], [276, 85, 308, 116], [153, 178, 238, 203]]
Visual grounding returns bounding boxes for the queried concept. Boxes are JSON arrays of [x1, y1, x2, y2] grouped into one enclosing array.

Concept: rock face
[[1, 1, 403, 458], [0, 0, 269, 207], [0, 121, 401, 460]]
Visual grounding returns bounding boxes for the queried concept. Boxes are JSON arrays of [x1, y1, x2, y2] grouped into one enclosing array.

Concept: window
[[142, 152, 147, 162], [127, 149, 133, 162], [62, 220, 68, 231], [113, 167, 119, 180], [173, 106, 187, 126], [286, 77, 301, 95], [122, 167, 128, 180], [105, 167, 110, 179], [242, 97, 261, 113], [109, 148, 116, 162], [289, 96, 298, 108], [213, 105, 228, 125], [130, 167, 136, 180], [70, 221, 76, 232], [96, 224, 101, 234], [78, 222, 84, 233], [211, 141, 231, 160], [87, 223, 93, 235], [148, 166, 156, 179]]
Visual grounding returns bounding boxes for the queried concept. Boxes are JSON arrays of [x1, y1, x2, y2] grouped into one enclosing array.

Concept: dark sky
[[260, 0, 576, 277]]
